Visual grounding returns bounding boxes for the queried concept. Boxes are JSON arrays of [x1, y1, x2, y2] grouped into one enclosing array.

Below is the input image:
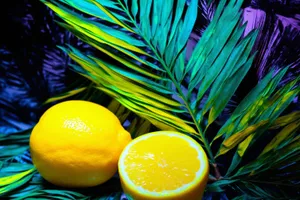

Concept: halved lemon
[[118, 131, 209, 200]]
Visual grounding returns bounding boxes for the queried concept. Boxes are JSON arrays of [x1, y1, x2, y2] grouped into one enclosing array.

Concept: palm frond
[[43, 0, 258, 166], [2, 0, 299, 199], [42, 0, 300, 189], [215, 71, 299, 174], [223, 111, 300, 199]]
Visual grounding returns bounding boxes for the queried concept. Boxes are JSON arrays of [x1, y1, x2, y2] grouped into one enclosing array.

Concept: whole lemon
[[30, 100, 132, 187]]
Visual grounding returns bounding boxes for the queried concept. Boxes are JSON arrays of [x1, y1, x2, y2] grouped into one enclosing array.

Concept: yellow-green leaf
[[45, 2, 147, 55], [43, 87, 87, 104], [92, 1, 134, 33], [270, 111, 300, 129], [216, 120, 268, 157], [0, 168, 35, 187], [144, 116, 178, 132], [91, 45, 162, 79], [260, 121, 300, 156], [237, 134, 254, 157], [107, 99, 126, 115]]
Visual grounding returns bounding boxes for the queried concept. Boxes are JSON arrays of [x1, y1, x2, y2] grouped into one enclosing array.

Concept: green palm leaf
[[42, 0, 258, 166], [42, 0, 299, 181], [216, 72, 299, 176], [3, 0, 298, 198], [0, 164, 36, 197]]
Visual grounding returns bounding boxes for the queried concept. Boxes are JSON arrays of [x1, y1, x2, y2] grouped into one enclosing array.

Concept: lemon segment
[[118, 131, 209, 200]]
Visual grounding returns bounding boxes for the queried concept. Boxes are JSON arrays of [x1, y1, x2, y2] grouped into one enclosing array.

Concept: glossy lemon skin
[[30, 100, 132, 187]]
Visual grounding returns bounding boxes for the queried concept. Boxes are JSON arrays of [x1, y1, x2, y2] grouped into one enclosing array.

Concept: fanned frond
[[41, 1, 300, 198], [222, 109, 300, 199], [43, 0, 259, 166], [2, 0, 299, 199]]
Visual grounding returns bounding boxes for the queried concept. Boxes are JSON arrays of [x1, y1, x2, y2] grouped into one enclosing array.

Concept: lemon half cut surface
[[118, 131, 209, 200]]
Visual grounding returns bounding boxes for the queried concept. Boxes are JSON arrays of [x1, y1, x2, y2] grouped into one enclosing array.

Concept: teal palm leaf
[[42, 0, 260, 166], [2, 0, 297, 198]]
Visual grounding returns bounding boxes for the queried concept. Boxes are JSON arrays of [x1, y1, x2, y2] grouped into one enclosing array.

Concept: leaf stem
[[213, 163, 222, 180]]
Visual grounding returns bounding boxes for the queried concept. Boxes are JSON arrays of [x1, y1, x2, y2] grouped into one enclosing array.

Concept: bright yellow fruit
[[30, 100, 132, 187], [118, 131, 209, 200]]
